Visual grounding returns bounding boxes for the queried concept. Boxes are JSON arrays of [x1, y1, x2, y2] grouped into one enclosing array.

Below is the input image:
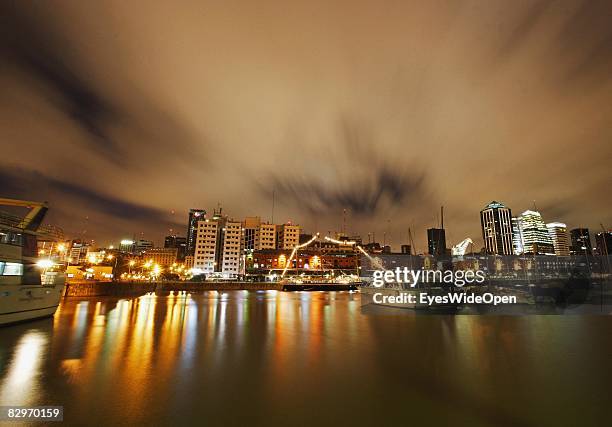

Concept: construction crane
[[452, 238, 473, 256]]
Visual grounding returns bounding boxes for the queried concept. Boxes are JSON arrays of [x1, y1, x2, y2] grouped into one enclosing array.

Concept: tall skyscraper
[[570, 228, 592, 255], [517, 210, 555, 255], [546, 222, 570, 256], [427, 228, 446, 257], [480, 201, 513, 255], [186, 209, 206, 256]]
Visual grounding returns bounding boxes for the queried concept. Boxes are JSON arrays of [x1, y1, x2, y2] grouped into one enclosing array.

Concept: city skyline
[[62, 200, 608, 257], [1, 1, 611, 250]]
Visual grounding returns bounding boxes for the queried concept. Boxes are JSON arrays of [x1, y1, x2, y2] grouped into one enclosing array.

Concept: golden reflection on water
[[0, 291, 609, 426], [0, 330, 47, 406]]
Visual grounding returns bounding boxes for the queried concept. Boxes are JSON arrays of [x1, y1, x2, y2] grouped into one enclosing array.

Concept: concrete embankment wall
[[64, 281, 157, 297], [64, 281, 357, 297], [64, 281, 284, 297]]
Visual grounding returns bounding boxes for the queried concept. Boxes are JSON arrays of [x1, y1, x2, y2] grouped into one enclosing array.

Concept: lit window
[[2, 262, 23, 276]]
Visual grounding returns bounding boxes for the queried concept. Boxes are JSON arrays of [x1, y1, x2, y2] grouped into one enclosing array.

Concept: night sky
[[1, 1, 611, 251]]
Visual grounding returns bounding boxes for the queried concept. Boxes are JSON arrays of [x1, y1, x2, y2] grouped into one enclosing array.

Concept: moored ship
[[0, 198, 65, 326]]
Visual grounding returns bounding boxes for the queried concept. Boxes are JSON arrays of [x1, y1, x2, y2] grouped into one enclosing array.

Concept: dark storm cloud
[[0, 3, 122, 160], [261, 117, 427, 216], [267, 167, 425, 216], [0, 166, 173, 223]]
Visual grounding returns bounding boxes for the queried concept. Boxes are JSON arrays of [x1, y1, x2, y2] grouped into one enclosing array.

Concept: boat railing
[[0, 210, 64, 241]]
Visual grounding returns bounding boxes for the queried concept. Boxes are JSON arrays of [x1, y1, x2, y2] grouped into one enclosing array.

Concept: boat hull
[[0, 283, 65, 326]]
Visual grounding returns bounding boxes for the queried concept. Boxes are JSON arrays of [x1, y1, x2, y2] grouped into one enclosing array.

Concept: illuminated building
[[249, 249, 358, 272], [220, 220, 243, 277], [546, 222, 570, 256], [570, 228, 592, 255], [184, 255, 194, 269], [480, 201, 514, 255], [242, 217, 277, 250], [143, 248, 178, 266], [68, 240, 89, 264], [186, 208, 206, 256], [242, 217, 260, 250], [258, 223, 277, 249], [119, 239, 135, 253], [512, 217, 523, 255], [134, 239, 154, 254], [277, 223, 301, 250], [193, 218, 218, 274], [517, 210, 554, 255], [193, 210, 244, 277]]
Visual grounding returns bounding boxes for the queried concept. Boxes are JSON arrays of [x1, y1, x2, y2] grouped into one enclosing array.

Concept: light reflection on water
[[0, 291, 610, 426]]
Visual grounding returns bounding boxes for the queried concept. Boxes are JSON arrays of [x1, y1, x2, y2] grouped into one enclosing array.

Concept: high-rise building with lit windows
[[193, 218, 218, 274], [186, 208, 206, 256], [277, 223, 301, 250], [220, 220, 243, 277], [193, 210, 244, 278], [546, 222, 570, 256], [570, 228, 592, 255], [517, 210, 555, 255], [480, 201, 514, 255]]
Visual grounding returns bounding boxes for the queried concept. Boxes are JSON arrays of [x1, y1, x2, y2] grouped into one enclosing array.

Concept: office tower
[[595, 231, 612, 256], [242, 217, 279, 250], [242, 217, 260, 251], [134, 239, 154, 254], [277, 223, 300, 249], [193, 211, 244, 278], [512, 217, 524, 255], [193, 218, 218, 274], [164, 235, 187, 260], [119, 239, 135, 254], [219, 220, 243, 277], [517, 210, 555, 255], [143, 248, 178, 266], [427, 228, 446, 257], [480, 201, 514, 255], [186, 208, 206, 256], [546, 222, 570, 256], [68, 240, 89, 264], [570, 228, 592, 255]]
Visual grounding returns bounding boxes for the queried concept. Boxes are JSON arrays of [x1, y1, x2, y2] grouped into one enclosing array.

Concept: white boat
[[0, 198, 65, 326]]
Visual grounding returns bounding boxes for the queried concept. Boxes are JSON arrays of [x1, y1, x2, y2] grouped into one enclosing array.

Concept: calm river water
[[0, 291, 610, 426]]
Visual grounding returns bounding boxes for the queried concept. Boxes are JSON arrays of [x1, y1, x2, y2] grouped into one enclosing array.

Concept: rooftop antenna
[[342, 208, 347, 234], [271, 188, 275, 224], [441, 205, 444, 229], [533, 200, 538, 212]]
